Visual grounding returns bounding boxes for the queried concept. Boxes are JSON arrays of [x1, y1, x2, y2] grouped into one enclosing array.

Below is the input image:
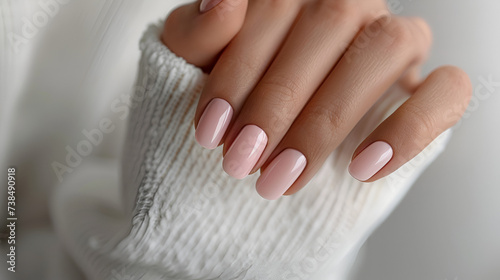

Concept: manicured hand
[[162, 0, 472, 199]]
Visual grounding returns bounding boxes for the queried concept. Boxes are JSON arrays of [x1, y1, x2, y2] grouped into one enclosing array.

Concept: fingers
[[184, 0, 459, 200], [193, 0, 302, 149], [196, 0, 387, 178], [220, 2, 381, 178], [162, 0, 248, 68], [256, 16, 432, 199], [349, 66, 472, 182]]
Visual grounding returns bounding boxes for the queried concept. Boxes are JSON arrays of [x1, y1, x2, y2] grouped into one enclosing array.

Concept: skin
[[162, 0, 472, 195]]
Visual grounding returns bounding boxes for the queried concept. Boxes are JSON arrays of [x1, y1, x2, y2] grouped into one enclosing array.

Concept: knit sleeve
[[119, 23, 205, 216], [52, 22, 452, 280]]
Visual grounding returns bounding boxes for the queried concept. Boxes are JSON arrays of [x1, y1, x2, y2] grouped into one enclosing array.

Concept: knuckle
[[402, 102, 438, 138], [302, 106, 338, 148], [375, 17, 413, 51], [308, 105, 337, 131], [259, 75, 303, 105], [306, 97, 355, 137], [223, 55, 259, 77]]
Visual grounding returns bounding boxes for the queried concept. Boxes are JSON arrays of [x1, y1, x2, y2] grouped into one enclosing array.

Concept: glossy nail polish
[[200, 0, 223, 13], [256, 149, 307, 200], [348, 141, 393, 182], [195, 98, 233, 149], [223, 125, 267, 179]]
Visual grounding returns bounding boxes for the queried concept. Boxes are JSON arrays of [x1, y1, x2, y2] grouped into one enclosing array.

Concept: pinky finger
[[349, 65, 472, 182]]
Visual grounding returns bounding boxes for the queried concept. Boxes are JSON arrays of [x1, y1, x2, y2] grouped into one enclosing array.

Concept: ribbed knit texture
[[52, 22, 452, 280]]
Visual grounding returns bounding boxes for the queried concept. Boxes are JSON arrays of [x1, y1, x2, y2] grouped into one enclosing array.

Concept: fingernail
[[195, 98, 233, 149], [200, 0, 223, 13], [223, 125, 267, 179], [256, 149, 307, 200], [348, 141, 393, 182]]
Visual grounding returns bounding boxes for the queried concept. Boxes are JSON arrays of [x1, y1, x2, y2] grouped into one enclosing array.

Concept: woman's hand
[[162, 0, 471, 200]]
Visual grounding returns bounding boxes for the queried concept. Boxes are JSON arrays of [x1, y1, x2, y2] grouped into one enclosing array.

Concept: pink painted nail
[[348, 141, 393, 182], [195, 98, 233, 150], [222, 125, 267, 179], [256, 149, 307, 200], [200, 0, 223, 13]]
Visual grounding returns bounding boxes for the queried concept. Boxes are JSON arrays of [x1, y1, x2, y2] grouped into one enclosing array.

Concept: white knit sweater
[[51, 23, 451, 280]]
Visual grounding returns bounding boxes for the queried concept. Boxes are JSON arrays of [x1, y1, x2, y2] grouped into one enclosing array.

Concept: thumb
[[162, 0, 248, 69]]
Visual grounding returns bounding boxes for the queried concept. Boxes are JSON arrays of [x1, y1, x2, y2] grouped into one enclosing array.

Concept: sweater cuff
[[139, 22, 204, 87], [121, 22, 207, 214]]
